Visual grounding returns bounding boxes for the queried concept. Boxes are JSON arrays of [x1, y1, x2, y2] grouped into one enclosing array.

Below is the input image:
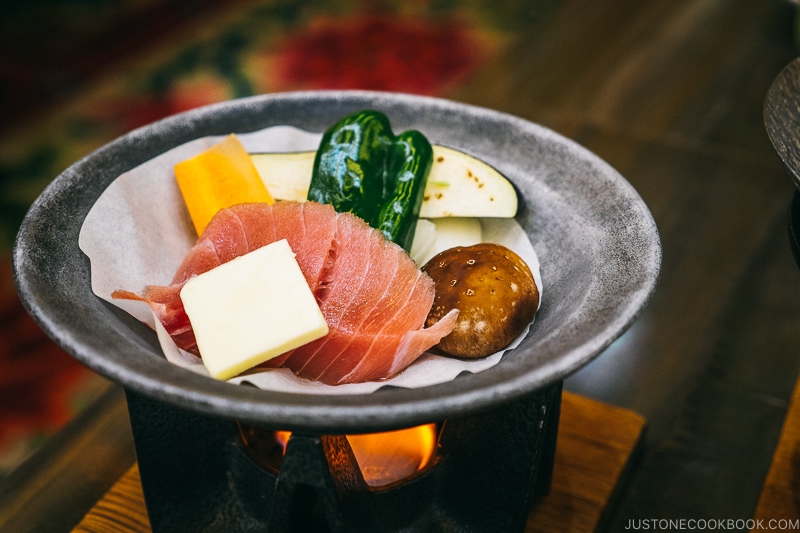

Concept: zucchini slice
[[250, 146, 518, 218]]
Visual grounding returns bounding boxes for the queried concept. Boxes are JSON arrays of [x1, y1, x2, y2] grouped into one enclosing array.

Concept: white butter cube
[[180, 238, 328, 380]]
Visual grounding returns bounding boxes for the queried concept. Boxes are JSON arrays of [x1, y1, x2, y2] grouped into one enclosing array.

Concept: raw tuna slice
[[113, 201, 457, 385], [113, 201, 338, 356]]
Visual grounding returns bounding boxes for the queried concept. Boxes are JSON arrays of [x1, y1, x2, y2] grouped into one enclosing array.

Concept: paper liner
[[78, 125, 542, 395]]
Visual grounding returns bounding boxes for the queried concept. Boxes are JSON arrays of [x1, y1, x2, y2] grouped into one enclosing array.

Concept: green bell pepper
[[307, 110, 433, 251]]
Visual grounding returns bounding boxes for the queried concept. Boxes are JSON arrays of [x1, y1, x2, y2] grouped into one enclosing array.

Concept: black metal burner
[[790, 190, 800, 270], [126, 381, 562, 533]]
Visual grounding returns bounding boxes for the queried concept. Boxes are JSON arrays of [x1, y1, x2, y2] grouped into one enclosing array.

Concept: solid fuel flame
[[275, 424, 438, 487]]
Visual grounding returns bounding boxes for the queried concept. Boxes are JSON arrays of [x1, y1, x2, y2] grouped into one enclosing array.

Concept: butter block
[[180, 239, 328, 380]]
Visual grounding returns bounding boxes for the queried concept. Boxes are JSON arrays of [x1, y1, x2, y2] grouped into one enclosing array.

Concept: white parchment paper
[[78, 125, 542, 395]]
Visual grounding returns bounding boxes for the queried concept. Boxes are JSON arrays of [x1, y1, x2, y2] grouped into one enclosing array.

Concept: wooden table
[[752, 377, 800, 531], [2, 0, 800, 531]]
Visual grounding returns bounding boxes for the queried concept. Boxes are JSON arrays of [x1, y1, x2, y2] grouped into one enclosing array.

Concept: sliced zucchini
[[250, 152, 314, 203], [250, 145, 518, 218], [422, 146, 517, 218], [409, 219, 437, 265], [410, 217, 484, 266]]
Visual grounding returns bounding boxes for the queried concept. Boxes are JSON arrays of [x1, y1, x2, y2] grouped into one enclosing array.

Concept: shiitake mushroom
[[422, 243, 539, 359]]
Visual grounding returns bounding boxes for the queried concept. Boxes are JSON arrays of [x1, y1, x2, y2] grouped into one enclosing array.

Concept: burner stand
[[125, 381, 562, 533]]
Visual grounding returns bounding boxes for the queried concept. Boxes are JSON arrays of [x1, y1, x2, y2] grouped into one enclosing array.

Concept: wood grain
[[751, 379, 800, 531], [72, 392, 645, 533], [526, 391, 646, 533]]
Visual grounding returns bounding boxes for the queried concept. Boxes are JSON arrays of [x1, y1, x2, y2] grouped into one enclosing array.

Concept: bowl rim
[[765, 57, 800, 191], [13, 90, 661, 433]]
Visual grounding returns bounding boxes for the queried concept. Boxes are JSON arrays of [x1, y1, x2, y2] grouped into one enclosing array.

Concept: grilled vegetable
[[422, 145, 517, 218], [373, 130, 433, 249], [307, 110, 432, 251], [251, 145, 518, 219], [423, 243, 539, 358], [175, 134, 273, 236]]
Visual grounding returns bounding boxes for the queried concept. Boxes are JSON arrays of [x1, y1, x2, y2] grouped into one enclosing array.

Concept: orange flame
[[275, 424, 438, 487]]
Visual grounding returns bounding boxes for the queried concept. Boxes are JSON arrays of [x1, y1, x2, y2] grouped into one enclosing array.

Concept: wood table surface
[[753, 377, 800, 530], [2, 0, 800, 531]]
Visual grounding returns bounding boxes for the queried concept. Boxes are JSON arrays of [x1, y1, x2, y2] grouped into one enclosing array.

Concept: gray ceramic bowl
[[766, 56, 800, 190], [13, 91, 660, 433]]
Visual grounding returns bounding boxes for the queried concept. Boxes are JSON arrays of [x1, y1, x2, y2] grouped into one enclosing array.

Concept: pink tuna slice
[[113, 201, 457, 385]]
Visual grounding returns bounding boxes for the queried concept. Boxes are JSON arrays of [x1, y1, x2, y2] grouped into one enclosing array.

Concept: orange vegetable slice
[[175, 134, 274, 235]]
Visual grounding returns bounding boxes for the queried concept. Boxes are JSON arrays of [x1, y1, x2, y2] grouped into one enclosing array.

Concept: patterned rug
[[0, 0, 556, 477]]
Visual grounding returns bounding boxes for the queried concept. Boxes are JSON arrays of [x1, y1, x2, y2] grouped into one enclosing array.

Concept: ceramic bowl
[[13, 91, 661, 433], [765, 57, 800, 191]]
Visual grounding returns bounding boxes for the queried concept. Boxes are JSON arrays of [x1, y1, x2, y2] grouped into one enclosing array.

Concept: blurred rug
[[0, 0, 556, 477]]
